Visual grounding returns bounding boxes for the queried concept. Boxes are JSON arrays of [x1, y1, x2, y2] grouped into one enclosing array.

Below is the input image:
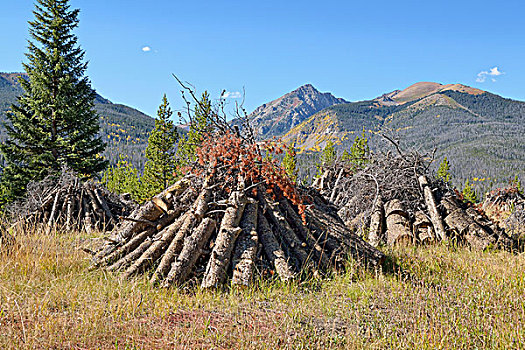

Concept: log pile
[[88, 131, 385, 289], [9, 170, 136, 234], [314, 151, 517, 251], [483, 186, 525, 243]]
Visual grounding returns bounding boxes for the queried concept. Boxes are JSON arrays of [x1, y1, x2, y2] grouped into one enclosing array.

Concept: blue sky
[[1, 0, 524, 117]]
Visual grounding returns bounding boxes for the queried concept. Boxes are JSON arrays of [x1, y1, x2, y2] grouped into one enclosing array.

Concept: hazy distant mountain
[[236, 84, 347, 139], [283, 82, 525, 189], [0, 72, 155, 168]]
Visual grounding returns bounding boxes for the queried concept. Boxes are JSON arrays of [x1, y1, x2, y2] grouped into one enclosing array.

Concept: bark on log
[[413, 211, 434, 244], [90, 209, 179, 269], [82, 195, 94, 234], [306, 206, 385, 267], [116, 177, 191, 241], [385, 199, 413, 246], [231, 202, 259, 287], [44, 190, 62, 234], [279, 199, 329, 268], [92, 178, 191, 264], [99, 228, 155, 268], [122, 214, 188, 279], [262, 194, 310, 269], [201, 190, 248, 289], [418, 176, 446, 241], [368, 196, 384, 247], [150, 183, 212, 284], [108, 236, 154, 272], [257, 208, 294, 281], [65, 194, 74, 231], [329, 168, 345, 203], [441, 196, 498, 250], [95, 188, 115, 224], [162, 218, 217, 286]]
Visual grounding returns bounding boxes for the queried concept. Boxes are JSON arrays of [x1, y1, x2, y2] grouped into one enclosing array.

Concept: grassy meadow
[[1, 230, 524, 349]]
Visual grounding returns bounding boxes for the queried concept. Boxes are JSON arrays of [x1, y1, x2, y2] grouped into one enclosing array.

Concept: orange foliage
[[183, 131, 307, 221]]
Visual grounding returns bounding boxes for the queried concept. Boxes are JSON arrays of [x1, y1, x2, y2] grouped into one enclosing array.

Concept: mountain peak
[[243, 84, 348, 139], [293, 83, 318, 93], [376, 81, 485, 105]]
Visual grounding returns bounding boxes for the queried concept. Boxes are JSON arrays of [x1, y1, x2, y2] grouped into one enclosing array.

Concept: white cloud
[[141, 46, 152, 52], [221, 91, 242, 99], [476, 66, 504, 83]]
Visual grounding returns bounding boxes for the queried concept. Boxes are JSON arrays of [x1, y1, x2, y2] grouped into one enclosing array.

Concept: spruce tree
[[321, 140, 336, 167], [178, 91, 213, 166], [102, 155, 141, 201], [0, 0, 106, 203], [346, 130, 370, 171], [282, 143, 297, 182], [462, 179, 478, 204], [140, 95, 179, 200], [437, 157, 451, 183], [315, 140, 336, 178]]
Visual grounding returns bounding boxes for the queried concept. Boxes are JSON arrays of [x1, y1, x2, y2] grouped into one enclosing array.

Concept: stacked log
[[385, 199, 413, 246], [315, 150, 518, 251], [9, 170, 135, 234], [88, 176, 385, 289], [482, 185, 525, 243]]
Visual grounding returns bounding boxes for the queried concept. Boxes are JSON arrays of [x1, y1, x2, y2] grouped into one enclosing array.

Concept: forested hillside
[[0, 72, 155, 168], [282, 83, 525, 190]]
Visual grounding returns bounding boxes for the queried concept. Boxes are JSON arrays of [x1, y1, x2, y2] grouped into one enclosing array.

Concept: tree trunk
[[279, 199, 329, 268], [257, 207, 294, 281], [201, 190, 248, 289], [418, 176, 446, 241], [368, 196, 384, 247], [231, 201, 259, 287], [162, 217, 217, 286], [262, 194, 310, 269], [413, 211, 434, 244], [385, 199, 413, 246], [150, 183, 212, 284]]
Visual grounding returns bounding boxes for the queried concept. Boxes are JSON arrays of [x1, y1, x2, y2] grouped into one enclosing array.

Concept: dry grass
[[1, 231, 524, 349]]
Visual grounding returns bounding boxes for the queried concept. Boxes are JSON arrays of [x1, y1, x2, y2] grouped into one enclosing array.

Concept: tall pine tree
[[0, 0, 106, 203], [140, 95, 179, 200]]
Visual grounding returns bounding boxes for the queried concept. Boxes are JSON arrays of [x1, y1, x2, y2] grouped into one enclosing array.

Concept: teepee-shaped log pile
[[9, 170, 136, 234], [89, 131, 385, 288], [315, 151, 517, 251]]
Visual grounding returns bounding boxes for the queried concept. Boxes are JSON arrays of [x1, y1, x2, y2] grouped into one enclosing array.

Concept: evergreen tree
[[178, 91, 213, 166], [315, 140, 337, 178], [102, 155, 141, 201], [140, 95, 179, 200], [321, 140, 336, 167], [282, 143, 297, 182], [511, 175, 522, 195], [346, 130, 370, 171], [462, 179, 478, 204], [438, 157, 451, 183], [0, 0, 106, 203]]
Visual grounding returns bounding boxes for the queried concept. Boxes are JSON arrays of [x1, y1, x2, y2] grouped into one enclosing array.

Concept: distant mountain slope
[[0, 72, 155, 168], [237, 84, 347, 139], [284, 82, 525, 188]]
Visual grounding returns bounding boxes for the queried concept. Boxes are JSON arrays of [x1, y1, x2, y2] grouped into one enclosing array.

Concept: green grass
[[1, 231, 524, 349]]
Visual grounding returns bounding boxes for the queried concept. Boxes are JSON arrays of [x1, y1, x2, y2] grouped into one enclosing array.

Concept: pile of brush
[[483, 185, 525, 243], [88, 131, 384, 289], [314, 151, 516, 251], [8, 169, 136, 234]]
